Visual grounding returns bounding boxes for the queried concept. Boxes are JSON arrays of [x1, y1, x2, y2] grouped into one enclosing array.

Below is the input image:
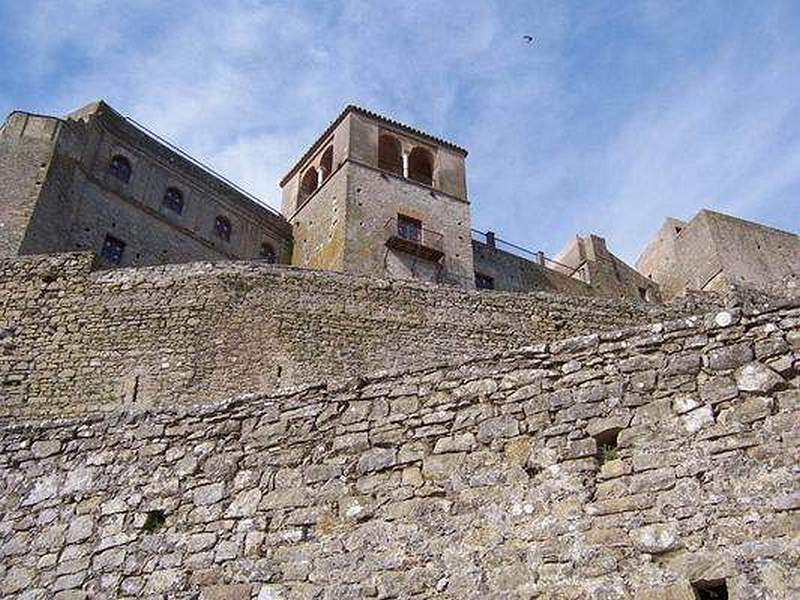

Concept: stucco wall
[[0, 253, 711, 419], [0, 302, 796, 598], [288, 167, 348, 272]]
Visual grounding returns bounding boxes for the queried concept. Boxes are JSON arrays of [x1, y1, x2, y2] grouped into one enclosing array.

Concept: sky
[[1, 0, 798, 262]]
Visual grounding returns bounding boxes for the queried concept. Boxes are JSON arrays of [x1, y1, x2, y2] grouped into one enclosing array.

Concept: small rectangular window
[[101, 234, 126, 265], [397, 214, 422, 243], [475, 272, 495, 289]]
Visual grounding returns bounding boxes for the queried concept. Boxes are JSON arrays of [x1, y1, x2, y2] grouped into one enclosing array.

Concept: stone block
[[356, 447, 397, 474], [476, 415, 519, 443], [200, 585, 253, 600], [734, 362, 784, 393], [631, 523, 681, 553], [706, 343, 754, 371]]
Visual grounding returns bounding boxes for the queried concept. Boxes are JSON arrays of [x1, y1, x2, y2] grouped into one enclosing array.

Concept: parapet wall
[[0, 253, 713, 418], [1, 302, 797, 598]]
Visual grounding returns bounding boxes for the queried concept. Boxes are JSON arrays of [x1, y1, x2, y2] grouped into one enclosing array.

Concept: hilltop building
[[0, 100, 798, 302], [0, 100, 798, 599], [637, 209, 799, 300]]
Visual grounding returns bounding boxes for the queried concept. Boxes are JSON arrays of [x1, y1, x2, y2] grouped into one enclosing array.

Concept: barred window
[[214, 215, 232, 241], [162, 187, 184, 215], [101, 234, 126, 265]]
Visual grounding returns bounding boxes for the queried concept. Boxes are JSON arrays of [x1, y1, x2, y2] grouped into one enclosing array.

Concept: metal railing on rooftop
[[118, 112, 283, 219], [471, 228, 587, 280]]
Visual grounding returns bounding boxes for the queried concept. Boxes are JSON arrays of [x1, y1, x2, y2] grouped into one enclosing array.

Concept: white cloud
[[2, 0, 798, 262]]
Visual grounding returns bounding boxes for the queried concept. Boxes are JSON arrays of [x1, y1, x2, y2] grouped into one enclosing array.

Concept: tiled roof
[[280, 105, 467, 186]]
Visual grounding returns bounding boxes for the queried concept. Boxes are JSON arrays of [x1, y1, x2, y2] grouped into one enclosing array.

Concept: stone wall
[[1, 102, 293, 268], [552, 234, 661, 303], [637, 210, 800, 300], [0, 301, 797, 599], [472, 239, 597, 296], [0, 112, 61, 258], [0, 253, 709, 419]]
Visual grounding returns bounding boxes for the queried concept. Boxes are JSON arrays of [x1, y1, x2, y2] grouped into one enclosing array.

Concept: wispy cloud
[[1, 0, 797, 262]]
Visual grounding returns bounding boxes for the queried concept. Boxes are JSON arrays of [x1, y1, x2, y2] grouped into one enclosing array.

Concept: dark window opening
[[692, 580, 728, 600], [675, 226, 683, 234], [108, 155, 132, 183], [259, 242, 277, 264], [475, 272, 495, 290], [214, 215, 232, 242], [320, 146, 333, 180], [162, 187, 184, 214], [594, 428, 620, 465], [638, 286, 648, 301], [397, 214, 422, 243], [100, 234, 126, 265], [142, 510, 166, 534], [298, 168, 319, 206], [378, 134, 403, 176], [408, 147, 434, 186]]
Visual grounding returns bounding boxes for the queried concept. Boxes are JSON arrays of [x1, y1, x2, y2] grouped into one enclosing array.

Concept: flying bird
[[523, 35, 535, 43]]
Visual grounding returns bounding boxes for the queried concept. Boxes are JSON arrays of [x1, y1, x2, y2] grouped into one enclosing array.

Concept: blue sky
[[1, 0, 798, 262]]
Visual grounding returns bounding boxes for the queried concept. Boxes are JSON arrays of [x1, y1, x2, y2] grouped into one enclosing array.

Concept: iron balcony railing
[[385, 217, 445, 262]]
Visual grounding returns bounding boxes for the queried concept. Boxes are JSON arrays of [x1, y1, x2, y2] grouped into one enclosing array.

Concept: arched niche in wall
[[320, 146, 333, 180], [408, 147, 434, 186], [378, 134, 403, 177], [298, 167, 319, 207]]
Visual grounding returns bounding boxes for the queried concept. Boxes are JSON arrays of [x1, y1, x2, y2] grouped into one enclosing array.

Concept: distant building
[[0, 101, 292, 269], [637, 209, 799, 300], [1, 101, 797, 303], [279, 105, 474, 288]]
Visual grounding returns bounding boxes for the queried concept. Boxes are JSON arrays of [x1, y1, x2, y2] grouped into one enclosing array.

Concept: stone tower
[[280, 106, 474, 287]]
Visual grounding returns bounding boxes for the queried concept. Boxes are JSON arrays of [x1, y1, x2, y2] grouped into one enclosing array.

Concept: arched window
[[320, 146, 333, 180], [162, 187, 184, 214], [378, 134, 402, 176], [298, 167, 318, 206], [259, 242, 277, 264], [108, 155, 132, 183], [408, 147, 433, 186], [214, 215, 232, 242]]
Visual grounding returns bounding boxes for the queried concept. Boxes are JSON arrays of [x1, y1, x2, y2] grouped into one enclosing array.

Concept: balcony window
[[385, 215, 443, 262], [397, 214, 422, 243]]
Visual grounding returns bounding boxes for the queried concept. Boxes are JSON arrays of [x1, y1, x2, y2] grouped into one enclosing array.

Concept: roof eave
[[279, 105, 468, 187]]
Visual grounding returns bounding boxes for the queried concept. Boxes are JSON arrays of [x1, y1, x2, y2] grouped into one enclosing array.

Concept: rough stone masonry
[[0, 300, 797, 599], [0, 252, 717, 419]]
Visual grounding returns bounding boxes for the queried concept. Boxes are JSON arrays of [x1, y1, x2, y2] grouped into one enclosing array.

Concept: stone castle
[[0, 101, 798, 599]]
